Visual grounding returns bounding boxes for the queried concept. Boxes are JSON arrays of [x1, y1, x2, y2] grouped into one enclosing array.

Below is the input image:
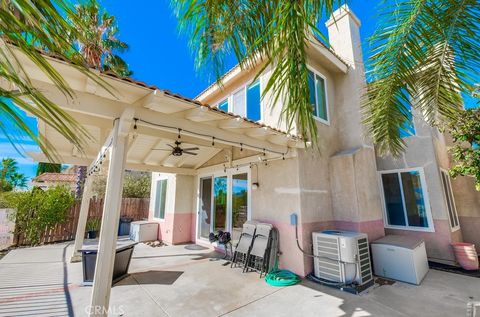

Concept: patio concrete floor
[[0, 242, 478, 317]]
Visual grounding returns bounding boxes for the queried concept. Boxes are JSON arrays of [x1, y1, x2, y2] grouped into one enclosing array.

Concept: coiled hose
[[265, 268, 300, 286]]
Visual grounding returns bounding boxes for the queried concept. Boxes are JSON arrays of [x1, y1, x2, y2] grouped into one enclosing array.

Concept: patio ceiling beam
[[89, 107, 134, 316], [32, 81, 296, 154], [27, 152, 197, 175]]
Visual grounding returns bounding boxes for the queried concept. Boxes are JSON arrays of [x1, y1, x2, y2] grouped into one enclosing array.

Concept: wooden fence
[[13, 197, 150, 246]]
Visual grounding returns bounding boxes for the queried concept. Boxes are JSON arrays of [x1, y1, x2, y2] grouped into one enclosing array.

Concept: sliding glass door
[[198, 177, 212, 239], [213, 176, 228, 233], [197, 168, 250, 243], [231, 173, 248, 243]]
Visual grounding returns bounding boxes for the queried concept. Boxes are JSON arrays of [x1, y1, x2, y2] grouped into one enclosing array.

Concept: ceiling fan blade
[[152, 148, 172, 151], [183, 151, 198, 156], [167, 144, 175, 149], [182, 147, 200, 151]]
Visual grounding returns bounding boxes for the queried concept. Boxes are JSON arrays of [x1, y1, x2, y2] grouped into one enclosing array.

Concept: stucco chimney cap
[[325, 4, 361, 28]]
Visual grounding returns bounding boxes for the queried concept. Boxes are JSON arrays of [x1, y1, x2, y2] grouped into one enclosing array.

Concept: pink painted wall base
[[149, 212, 194, 245]]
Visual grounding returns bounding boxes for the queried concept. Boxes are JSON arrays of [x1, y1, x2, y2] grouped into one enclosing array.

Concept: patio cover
[[6, 46, 303, 316]]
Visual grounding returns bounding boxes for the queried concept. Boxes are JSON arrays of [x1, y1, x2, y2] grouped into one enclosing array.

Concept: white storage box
[[371, 235, 429, 285], [129, 221, 158, 242]]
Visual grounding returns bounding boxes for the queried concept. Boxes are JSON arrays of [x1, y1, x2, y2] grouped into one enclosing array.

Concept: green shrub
[[86, 217, 101, 232], [6, 186, 74, 245], [447, 108, 480, 191]]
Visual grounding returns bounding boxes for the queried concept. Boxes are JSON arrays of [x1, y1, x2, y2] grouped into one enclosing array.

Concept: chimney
[[325, 4, 363, 69]]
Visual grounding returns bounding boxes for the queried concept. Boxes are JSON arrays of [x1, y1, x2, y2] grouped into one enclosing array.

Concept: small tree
[[6, 186, 74, 245], [123, 175, 151, 198], [92, 172, 151, 198], [447, 108, 480, 191]]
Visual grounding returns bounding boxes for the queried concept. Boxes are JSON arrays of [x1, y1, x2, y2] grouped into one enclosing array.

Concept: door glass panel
[[232, 173, 248, 243], [381, 173, 406, 226], [213, 176, 227, 232], [401, 171, 428, 228], [199, 178, 212, 239]]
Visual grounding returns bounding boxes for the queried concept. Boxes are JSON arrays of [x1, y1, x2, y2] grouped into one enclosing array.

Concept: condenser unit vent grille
[[357, 237, 372, 283], [314, 235, 342, 282]]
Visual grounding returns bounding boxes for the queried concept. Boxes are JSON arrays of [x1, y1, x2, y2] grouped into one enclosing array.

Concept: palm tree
[[362, 0, 479, 156], [0, 1, 101, 160], [70, 0, 132, 77], [173, 0, 339, 143], [0, 158, 27, 191]]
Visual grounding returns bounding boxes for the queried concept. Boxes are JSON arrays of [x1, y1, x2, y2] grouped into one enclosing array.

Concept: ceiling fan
[[153, 140, 199, 156]]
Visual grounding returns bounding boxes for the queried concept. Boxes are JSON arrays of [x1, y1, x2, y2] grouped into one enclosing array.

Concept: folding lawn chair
[[244, 223, 273, 277], [231, 221, 258, 269]]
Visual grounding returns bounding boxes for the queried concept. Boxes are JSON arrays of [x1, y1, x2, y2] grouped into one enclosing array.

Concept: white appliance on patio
[[371, 235, 429, 285], [312, 230, 373, 286], [129, 221, 158, 242]]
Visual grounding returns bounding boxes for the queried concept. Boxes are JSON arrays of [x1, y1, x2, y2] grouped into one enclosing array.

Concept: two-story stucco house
[[148, 5, 480, 276]]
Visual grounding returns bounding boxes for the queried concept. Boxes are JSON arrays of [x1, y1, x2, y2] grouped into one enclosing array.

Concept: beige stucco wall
[[375, 109, 462, 263]]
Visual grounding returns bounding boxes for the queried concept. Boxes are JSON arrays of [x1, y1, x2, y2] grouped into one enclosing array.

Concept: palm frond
[[173, 0, 340, 143], [0, 0, 111, 160], [364, 0, 480, 156]]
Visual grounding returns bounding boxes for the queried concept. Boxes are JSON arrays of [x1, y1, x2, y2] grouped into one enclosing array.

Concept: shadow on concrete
[[0, 243, 74, 317], [127, 270, 184, 285]]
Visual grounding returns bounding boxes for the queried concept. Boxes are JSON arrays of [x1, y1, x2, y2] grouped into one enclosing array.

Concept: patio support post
[[89, 108, 134, 317], [70, 175, 93, 262]]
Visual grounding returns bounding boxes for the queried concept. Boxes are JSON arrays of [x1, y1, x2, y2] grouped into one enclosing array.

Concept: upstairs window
[[379, 169, 433, 231], [216, 80, 262, 121], [246, 81, 261, 121], [440, 170, 460, 231], [218, 99, 229, 112], [232, 88, 246, 117], [308, 69, 328, 123]]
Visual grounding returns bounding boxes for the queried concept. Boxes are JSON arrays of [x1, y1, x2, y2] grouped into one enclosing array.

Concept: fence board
[[12, 197, 150, 246]]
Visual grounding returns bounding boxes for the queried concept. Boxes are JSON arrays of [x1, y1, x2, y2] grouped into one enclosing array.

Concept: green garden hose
[[265, 268, 300, 286]]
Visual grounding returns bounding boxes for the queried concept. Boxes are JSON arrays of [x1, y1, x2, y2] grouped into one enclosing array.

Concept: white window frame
[[440, 169, 460, 231], [378, 167, 435, 232], [153, 175, 168, 221], [196, 166, 252, 242], [215, 78, 263, 122], [307, 65, 330, 126]]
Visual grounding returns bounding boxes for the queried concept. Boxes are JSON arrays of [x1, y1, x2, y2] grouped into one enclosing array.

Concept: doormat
[[429, 261, 480, 278]]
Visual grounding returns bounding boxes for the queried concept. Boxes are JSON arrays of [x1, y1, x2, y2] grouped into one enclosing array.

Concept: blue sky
[[0, 1, 475, 181]]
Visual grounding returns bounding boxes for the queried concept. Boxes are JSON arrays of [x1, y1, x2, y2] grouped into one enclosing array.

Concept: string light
[[135, 117, 288, 156]]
